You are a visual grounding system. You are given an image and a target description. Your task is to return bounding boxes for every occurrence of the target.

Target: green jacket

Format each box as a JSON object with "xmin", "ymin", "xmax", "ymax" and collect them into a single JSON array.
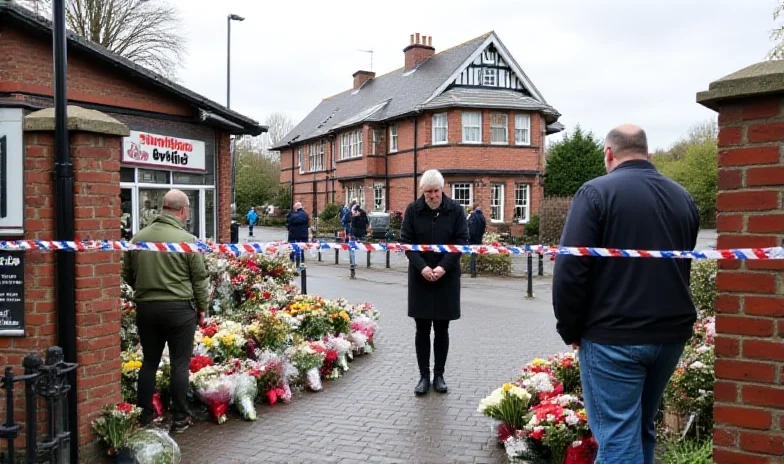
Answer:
[{"xmin": 122, "ymin": 214, "xmax": 210, "ymax": 311}]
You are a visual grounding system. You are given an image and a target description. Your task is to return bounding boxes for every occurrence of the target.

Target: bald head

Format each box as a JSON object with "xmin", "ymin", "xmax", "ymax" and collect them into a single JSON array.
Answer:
[
  {"xmin": 163, "ymin": 189, "xmax": 189, "ymax": 212},
  {"xmin": 605, "ymin": 124, "xmax": 648, "ymax": 158},
  {"xmin": 294, "ymin": 202, "xmax": 303, "ymax": 210}
]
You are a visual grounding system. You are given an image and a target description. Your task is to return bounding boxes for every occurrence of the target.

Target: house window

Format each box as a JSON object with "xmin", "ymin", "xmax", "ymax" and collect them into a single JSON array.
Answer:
[
  {"xmin": 514, "ymin": 184, "xmax": 530, "ymax": 223},
  {"xmin": 308, "ymin": 141, "xmax": 325, "ymax": 172},
  {"xmin": 462, "ymin": 112, "xmax": 481, "ymax": 143},
  {"xmin": 373, "ymin": 183, "xmax": 385, "ymax": 212},
  {"xmin": 297, "ymin": 147, "xmax": 303, "ymax": 173},
  {"xmin": 389, "ymin": 125, "xmax": 398, "ymax": 152},
  {"xmin": 432, "ymin": 113, "xmax": 448, "ymax": 145},
  {"xmin": 490, "ymin": 183, "xmax": 504, "ymax": 222},
  {"xmin": 339, "ymin": 130, "xmax": 363, "ymax": 160},
  {"xmin": 515, "ymin": 114, "xmax": 531, "ymax": 145},
  {"xmin": 371, "ymin": 130, "xmax": 378, "ymax": 155},
  {"xmin": 483, "ymin": 68, "xmax": 497, "ymax": 86},
  {"xmin": 451, "ymin": 183, "xmax": 472, "ymax": 208},
  {"xmin": 490, "ymin": 113, "xmax": 508, "ymax": 144},
  {"xmin": 346, "ymin": 184, "xmax": 366, "ymax": 209}
]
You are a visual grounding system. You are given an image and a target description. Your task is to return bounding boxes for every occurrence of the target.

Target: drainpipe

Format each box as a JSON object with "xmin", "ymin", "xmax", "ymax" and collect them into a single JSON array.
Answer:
[
  {"xmin": 384, "ymin": 135, "xmax": 390, "ymax": 211},
  {"xmin": 412, "ymin": 116, "xmax": 418, "ymax": 201},
  {"xmin": 52, "ymin": 1, "xmax": 78, "ymax": 461},
  {"xmin": 290, "ymin": 144, "xmax": 295, "ymax": 209}
]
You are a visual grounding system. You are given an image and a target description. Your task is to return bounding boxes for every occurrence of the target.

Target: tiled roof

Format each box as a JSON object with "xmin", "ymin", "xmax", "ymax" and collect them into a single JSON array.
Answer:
[
  {"xmin": 0, "ymin": 2, "xmax": 266, "ymax": 136},
  {"xmin": 274, "ymin": 31, "xmax": 562, "ymax": 149}
]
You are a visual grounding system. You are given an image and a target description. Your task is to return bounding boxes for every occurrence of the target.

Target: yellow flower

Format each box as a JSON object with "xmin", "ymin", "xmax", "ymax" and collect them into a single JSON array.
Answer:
[
  {"xmin": 502, "ymin": 383, "xmax": 513, "ymax": 392},
  {"xmin": 339, "ymin": 311, "xmax": 350, "ymax": 322},
  {"xmin": 531, "ymin": 358, "xmax": 548, "ymax": 366},
  {"xmin": 121, "ymin": 360, "xmax": 142, "ymax": 372},
  {"xmin": 202, "ymin": 336, "xmax": 213, "ymax": 347},
  {"xmin": 221, "ymin": 333, "xmax": 235, "ymax": 346}
]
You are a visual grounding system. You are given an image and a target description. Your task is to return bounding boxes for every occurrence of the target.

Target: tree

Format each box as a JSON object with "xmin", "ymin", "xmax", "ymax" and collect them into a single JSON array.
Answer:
[
  {"xmin": 265, "ymin": 112, "xmax": 295, "ymax": 151},
  {"xmin": 16, "ymin": 0, "xmax": 187, "ymax": 79},
  {"xmin": 234, "ymin": 145, "xmax": 280, "ymax": 221},
  {"xmin": 543, "ymin": 125, "xmax": 606, "ymax": 197},
  {"xmin": 769, "ymin": 0, "xmax": 784, "ymax": 60},
  {"xmin": 652, "ymin": 120, "xmax": 718, "ymax": 228}
]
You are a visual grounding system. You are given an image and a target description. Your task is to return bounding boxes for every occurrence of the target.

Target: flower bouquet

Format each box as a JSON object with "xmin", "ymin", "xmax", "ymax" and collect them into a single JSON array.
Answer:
[
  {"xmin": 233, "ymin": 372, "xmax": 259, "ymax": 421},
  {"xmin": 325, "ymin": 335, "xmax": 352, "ymax": 373},
  {"xmin": 286, "ymin": 342, "xmax": 326, "ymax": 391},
  {"xmin": 90, "ymin": 402, "xmax": 142, "ymax": 455},
  {"xmin": 190, "ymin": 365, "xmax": 236, "ymax": 424},
  {"xmin": 477, "ymin": 383, "xmax": 532, "ymax": 441},
  {"xmin": 124, "ymin": 428, "xmax": 182, "ymax": 464},
  {"xmin": 548, "ymin": 352, "xmax": 581, "ymax": 395},
  {"xmin": 194, "ymin": 318, "xmax": 247, "ymax": 362},
  {"xmin": 121, "ymin": 349, "xmax": 143, "ymax": 403},
  {"xmin": 519, "ymin": 395, "xmax": 593, "ymax": 464},
  {"xmin": 244, "ymin": 310, "xmax": 290, "ymax": 352},
  {"xmin": 664, "ymin": 341, "xmax": 715, "ymax": 436}
]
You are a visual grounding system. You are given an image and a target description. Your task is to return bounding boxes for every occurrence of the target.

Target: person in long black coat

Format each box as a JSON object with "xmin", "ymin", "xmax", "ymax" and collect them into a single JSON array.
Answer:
[{"xmin": 400, "ymin": 169, "xmax": 469, "ymax": 395}]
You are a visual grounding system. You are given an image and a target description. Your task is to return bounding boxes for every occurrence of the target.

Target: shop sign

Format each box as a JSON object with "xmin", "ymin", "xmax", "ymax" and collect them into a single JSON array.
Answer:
[{"xmin": 122, "ymin": 130, "xmax": 206, "ymax": 172}]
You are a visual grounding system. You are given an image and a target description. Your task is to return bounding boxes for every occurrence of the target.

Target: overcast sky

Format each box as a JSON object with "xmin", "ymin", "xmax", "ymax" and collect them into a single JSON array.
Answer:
[{"xmin": 174, "ymin": 0, "xmax": 776, "ymax": 151}]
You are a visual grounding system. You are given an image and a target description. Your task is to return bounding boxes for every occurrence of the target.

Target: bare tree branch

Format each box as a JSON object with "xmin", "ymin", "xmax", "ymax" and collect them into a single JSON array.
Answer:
[{"xmin": 14, "ymin": 0, "xmax": 187, "ymax": 80}]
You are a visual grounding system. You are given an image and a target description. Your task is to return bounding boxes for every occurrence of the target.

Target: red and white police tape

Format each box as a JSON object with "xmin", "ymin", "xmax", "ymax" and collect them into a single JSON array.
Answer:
[{"xmin": 0, "ymin": 239, "xmax": 781, "ymax": 260}]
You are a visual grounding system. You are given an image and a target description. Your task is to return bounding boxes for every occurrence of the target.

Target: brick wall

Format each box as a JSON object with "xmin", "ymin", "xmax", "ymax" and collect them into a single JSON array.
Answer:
[
  {"xmin": 0, "ymin": 26, "xmax": 190, "ymax": 116},
  {"xmin": 709, "ymin": 96, "xmax": 784, "ymax": 462},
  {"xmin": 0, "ymin": 128, "xmax": 124, "ymax": 450}
]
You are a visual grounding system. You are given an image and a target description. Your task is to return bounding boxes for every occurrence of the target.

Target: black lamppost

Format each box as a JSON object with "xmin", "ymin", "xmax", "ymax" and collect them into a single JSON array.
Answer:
[
  {"xmin": 52, "ymin": 0, "xmax": 77, "ymax": 462},
  {"xmin": 227, "ymin": 13, "xmax": 244, "ymax": 207}
]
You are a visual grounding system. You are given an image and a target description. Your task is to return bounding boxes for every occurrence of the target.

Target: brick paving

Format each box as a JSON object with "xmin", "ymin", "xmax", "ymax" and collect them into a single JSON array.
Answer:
[{"xmin": 175, "ymin": 227, "xmax": 564, "ymax": 463}]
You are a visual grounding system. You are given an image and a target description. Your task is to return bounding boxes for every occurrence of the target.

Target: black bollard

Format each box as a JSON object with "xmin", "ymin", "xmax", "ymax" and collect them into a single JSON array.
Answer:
[
  {"xmin": 300, "ymin": 265, "xmax": 307, "ymax": 294},
  {"xmin": 386, "ymin": 250, "xmax": 390, "ymax": 269},
  {"xmin": 350, "ymin": 264, "xmax": 356, "ymax": 280},
  {"xmin": 526, "ymin": 253, "xmax": 534, "ymax": 299},
  {"xmin": 538, "ymin": 253, "xmax": 544, "ymax": 276},
  {"xmin": 335, "ymin": 249, "xmax": 339, "ymax": 265},
  {"xmin": 318, "ymin": 249, "xmax": 322, "ymax": 262},
  {"xmin": 366, "ymin": 250, "xmax": 371, "ymax": 268}
]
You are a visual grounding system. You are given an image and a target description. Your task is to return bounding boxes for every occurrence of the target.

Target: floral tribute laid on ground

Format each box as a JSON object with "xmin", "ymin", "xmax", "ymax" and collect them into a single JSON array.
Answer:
[
  {"xmin": 478, "ymin": 260, "xmax": 717, "ymax": 464},
  {"xmin": 94, "ymin": 252, "xmax": 379, "ymax": 458}
]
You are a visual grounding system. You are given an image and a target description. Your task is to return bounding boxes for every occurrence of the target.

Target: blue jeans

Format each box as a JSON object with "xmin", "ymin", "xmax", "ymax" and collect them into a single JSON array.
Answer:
[{"xmin": 578, "ymin": 339, "xmax": 685, "ymax": 464}]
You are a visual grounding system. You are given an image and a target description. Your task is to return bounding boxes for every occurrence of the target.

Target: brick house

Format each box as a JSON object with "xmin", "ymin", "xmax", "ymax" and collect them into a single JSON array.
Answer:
[
  {"xmin": 274, "ymin": 31, "xmax": 563, "ymax": 232},
  {"xmin": 0, "ymin": 2, "xmax": 266, "ymax": 243},
  {"xmin": 0, "ymin": 2, "xmax": 264, "ymax": 451}
]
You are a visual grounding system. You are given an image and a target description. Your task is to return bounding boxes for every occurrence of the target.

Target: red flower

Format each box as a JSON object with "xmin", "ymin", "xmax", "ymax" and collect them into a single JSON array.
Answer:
[
  {"xmin": 262, "ymin": 291, "xmax": 272, "ymax": 300},
  {"xmin": 201, "ymin": 322, "xmax": 218, "ymax": 338},
  {"xmin": 529, "ymin": 428, "xmax": 545, "ymax": 441},
  {"xmin": 564, "ymin": 436, "xmax": 598, "ymax": 464},
  {"xmin": 116, "ymin": 402, "xmax": 135, "ymax": 414},
  {"xmin": 189, "ymin": 355, "xmax": 214, "ymax": 373},
  {"xmin": 151, "ymin": 393, "xmax": 163, "ymax": 418},
  {"xmin": 497, "ymin": 423, "xmax": 515, "ymax": 443},
  {"xmin": 266, "ymin": 389, "xmax": 278, "ymax": 405}
]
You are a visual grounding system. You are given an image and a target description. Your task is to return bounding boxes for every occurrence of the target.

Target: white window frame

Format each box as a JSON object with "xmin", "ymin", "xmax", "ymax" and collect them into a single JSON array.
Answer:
[
  {"xmin": 514, "ymin": 184, "xmax": 530, "ymax": 223},
  {"xmin": 490, "ymin": 183, "xmax": 504, "ymax": 222},
  {"xmin": 345, "ymin": 184, "xmax": 366, "ymax": 209},
  {"xmin": 371, "ymin": 130, "xmax": 377, "ymax": 155},
  {"xmin": 339, "ymin": 130, "xmax": 363, "ymax": 160},
  {"xmin": 515, "ymin": 114, "xmax": 531, "ymax": 146},
  {"xmin": 483, "ymin": 68, "xmax": 497, "ymax": 86},
  {"xmin": 490, "ymin": 113, "xmax": 508, "ymax": 145},
  {"xmin": 461, "ymin": 111, "xmax": 482, "ymax": 144},
  {"xmin": 432, "ymin": 112, "xmax": 448, "ymax": 145},
  {"xmin": 308, "ymin": 141, "xmax": 325, "ymax": 172},
  {"xmin": 389, "ymin": 125, "xmax": 398, "ymax": 152},
  {"xmin": 373, "ymin": 182, "xmax": 385, "ymax": 212},
  {"xmin": 451, "ymin": 183, "xmax": 473, "ymax": 208},
  {"xmin": 297, "ymin": 147, "xmax": 303, "ymax": 173}
]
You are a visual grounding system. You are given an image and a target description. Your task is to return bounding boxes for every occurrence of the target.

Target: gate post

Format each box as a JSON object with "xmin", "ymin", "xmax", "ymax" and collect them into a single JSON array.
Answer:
[{"xmin": 697, "ymin": 62, "xmax": 784, "ymax": 463}]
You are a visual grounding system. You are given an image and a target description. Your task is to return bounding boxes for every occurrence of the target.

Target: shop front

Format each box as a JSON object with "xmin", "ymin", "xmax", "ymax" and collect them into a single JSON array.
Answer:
[{"xmin": 119, "ymin": 130, "xmax": 216, "ymax": 240}]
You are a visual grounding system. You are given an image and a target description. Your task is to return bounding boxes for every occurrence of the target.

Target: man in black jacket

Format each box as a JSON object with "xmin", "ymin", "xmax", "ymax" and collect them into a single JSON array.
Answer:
[
  {"xmin": 467, "ymin": 205, "xmax": 486, "ymax": 277},
  {"xmin": 552, "ymin": 124, "xmax": 699, "ymax": 464}
]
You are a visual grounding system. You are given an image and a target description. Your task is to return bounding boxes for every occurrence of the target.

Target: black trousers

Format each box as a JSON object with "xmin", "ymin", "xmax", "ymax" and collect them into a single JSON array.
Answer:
[
  {"xmin": 136, "ymin": 301, "xmax": 197, "ymax": 422},
  {"xmin": 415, "ymin": 319, "xmax": 450, "ymax": 377}
]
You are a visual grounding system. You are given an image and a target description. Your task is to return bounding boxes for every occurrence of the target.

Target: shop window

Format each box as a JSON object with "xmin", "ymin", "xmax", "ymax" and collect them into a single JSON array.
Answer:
[
  {"xmin": 138, "ymin": 169, "xmax": 170, "ymax": 184},
  {"xmin": 120, "ymin": 167, "xmax": 135, "ymax": 182},
  {"xmin": 173, "ymin": 172, "xmax": 207, "ymax": 185},
  {"xmin": 205, "ymin": 189, "xmax": 216, "ymax": 240}
]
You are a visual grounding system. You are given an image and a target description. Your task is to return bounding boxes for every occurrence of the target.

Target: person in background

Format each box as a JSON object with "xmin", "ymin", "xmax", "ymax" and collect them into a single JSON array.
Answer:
[
  {"xmin": 246, "ymin": 206, "xmax": 258, "ymax": 237},
  {"xmin": 349, "ymin": 204, "xmax": 369, "ymax": 267},
  {"xmin": 466, "ymin": 204, "xmax": 487, "ymax": 277},
  {"xmin": 286, "ymin": 202, "xmax": 310, "ymax": 263},
  {"xmin": 341, "ymin": 200, "xmax": 357, "ymax": 242},
  {"xmin": 552, "ymin": 124, "xmax": 700, "ymax": 463},
  {"xmin": 122, "ymin": 189, "xmax": 209, "ymax": 434},
  {"xmin": 140, "ymin": 200, "xmax": 157, "ymax": 229},
  {"xmin": 400, "ymin": 169, "xmax": 469, "ymax": 396}
]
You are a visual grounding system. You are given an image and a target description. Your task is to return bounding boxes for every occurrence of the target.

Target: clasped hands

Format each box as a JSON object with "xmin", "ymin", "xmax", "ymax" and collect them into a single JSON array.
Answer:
[{"xmin": 421, "ymin": 266, "xmax": 445, "ymax": 282}]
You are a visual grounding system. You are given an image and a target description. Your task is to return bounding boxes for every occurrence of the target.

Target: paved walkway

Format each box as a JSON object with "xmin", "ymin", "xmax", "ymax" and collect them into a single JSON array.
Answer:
[{"xmin": 176, "ymin": 228, "xmax": 564, "ymax": 463}]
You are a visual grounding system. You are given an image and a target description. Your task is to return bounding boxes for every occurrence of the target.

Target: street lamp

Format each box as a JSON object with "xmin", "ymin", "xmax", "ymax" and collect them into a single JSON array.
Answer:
[
  {"xmin": 227, "ymin": 13, "xmax": 244, "ymax": 108},
  {"xmin": 227, "ymin": 13, "xmax": 244, "ymax": 207}
]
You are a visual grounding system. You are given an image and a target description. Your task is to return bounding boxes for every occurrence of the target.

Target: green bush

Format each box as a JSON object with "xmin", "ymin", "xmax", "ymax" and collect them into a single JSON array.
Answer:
[
  {"xmin": 690, "ymin": 260, "xmax": 717, "ymax": 316},
  {"xmin": 319, "ymin": 203, "xmax": 340, "ymax": 221},
  {"xmin": 543, "ymin": 125, "xmax": 606, "ymax": 197},
  {"xmin": 524, "ymin": 213, "xmax": 540, "ymax": 237},
  {"xmin": 460, "ymin": 254, "xmax": 512, "ymax": 276},
  {"xmin": 658, "ymin": 438, "xmax": 712, "ymax": 464}
]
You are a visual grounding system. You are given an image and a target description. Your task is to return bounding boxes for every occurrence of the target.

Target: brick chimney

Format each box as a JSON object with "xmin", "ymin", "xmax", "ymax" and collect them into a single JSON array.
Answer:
[
  {"xmin": 353, "ymin": 70, "xmax": 375, "ymax": 89},
  {"xmin": 404, "ymin": 33, "xmax": 435, "ymax": 71}
]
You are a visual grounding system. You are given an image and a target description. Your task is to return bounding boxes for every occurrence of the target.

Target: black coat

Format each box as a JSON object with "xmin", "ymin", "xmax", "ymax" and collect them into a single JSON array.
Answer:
[
  {"xmin": 350, "ymin": 209, "xmax": 369, "ymax": 238},
  {"xmin": 467, "ymin": 210, "xmax": 487, "ymax": 244},
  {"xmin": 286, "ymin": 209, "xmax": 310, "ymax": 242},
  {"xmin": 400, "ymin": 195, "xmax": 469, "ymax": 321}
]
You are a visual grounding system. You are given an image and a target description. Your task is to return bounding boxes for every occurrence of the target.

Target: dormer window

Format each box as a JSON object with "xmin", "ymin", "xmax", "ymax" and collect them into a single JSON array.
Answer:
[{"xmin": 483, "ymin": 68, "xmax": 497, "ymax": 86}]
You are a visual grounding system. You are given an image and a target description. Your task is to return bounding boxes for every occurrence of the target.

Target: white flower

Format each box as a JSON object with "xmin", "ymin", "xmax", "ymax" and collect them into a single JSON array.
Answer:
[
  {"xmin": 696, "ymin": 345, "xmax": 711, "ymax": 354},
  {"xmin": 522, "ymin": 372, "xmax": 554, "ymax": 393},
  {"xmin": 689, "ymin": 361, "xmax": 706, "ymax": 369},
  {"xmin": 477, "ymin": 387, "xmax": 505, "ymax": 413}
]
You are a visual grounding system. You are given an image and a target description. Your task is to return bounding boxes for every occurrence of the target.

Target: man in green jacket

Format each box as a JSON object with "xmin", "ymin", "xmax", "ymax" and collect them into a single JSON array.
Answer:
[{"xmin": 122, "ymin": 189, "xmax": 209, "ymax": 433}]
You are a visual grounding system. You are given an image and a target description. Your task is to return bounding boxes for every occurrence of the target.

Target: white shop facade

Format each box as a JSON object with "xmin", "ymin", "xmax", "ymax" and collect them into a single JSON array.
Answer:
[{"xmin": 119, "ymin": 129, "xmax": 217, "ymax": 240}]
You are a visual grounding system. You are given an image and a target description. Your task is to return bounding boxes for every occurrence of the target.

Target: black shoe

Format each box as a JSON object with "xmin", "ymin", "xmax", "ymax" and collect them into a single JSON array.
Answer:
[
  {"xmin": 433, "ymin": 375, "xmax": 448, "ymax": 393},
  {"xmin": 414, "ymin": 376, "xmax": 430, "ymax": 396},
  {"xmin": 169, "ymin": 416, "xmax": 193, "ymax": 434},
  {"xmin": 139, "ymin": 410, "xmax": 154, "ymax": 427}
]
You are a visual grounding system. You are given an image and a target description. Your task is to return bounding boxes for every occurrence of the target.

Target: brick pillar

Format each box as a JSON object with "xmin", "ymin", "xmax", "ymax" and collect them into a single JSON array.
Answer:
[
  {"xmin": 698, "ymin": 63, "xmax": 784, "ymax": 463},
  {"xmin": 21, "ymin": 106, "xmax": 130, "ymax": 452},
  {"xmin": 218, "ymin": 132, "xmax": 232, "ymax": 242}
]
